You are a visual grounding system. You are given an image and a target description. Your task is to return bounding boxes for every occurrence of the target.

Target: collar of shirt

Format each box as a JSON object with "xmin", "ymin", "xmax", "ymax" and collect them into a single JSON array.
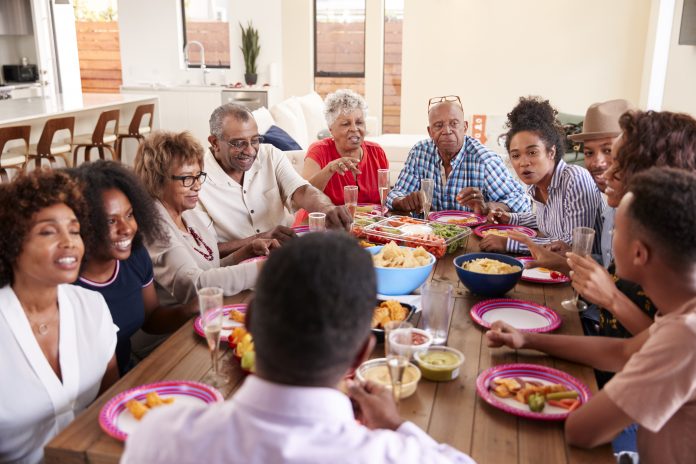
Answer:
[
  {"xmin": 204, "ymin": 149, "xmax": 261, "ymax": 188},
  {"xmin": 233, "ymin": 375, "xmax": 355, "ymax": 424},
  {"xmin": 526, "ymin": 158, "xmax": 568, "ymax": 197}
]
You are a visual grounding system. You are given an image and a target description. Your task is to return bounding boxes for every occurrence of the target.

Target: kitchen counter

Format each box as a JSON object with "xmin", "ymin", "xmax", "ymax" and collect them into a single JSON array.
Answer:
[{"xmin": 0, "ymin": 92, "xmax": 157, "ymax": 125}]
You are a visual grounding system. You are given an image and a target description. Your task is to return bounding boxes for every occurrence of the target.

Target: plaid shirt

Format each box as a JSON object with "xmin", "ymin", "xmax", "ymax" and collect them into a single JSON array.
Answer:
[
  {"xmin": 507, "ymin": 160, "xmax": 604, "ymax": 254},
  {"xmin": 385, "ymin": 136, "xmax": 530, "ymax": 213}
]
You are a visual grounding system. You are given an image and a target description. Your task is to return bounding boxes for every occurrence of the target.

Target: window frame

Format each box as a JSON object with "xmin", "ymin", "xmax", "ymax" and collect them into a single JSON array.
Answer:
[
  {"xmin": 180, "ymin": 0, "xmax": 230, "ymax": 69},
  {"xmin": 313, "ymin": 0, "xmax": 367, "ymax": 78}
]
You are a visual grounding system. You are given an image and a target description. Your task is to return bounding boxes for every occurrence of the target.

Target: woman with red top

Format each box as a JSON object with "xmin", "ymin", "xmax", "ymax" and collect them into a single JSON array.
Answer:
[{"xmin": 302, "ymin": 89, "xmax": 388, "ymax": 205}]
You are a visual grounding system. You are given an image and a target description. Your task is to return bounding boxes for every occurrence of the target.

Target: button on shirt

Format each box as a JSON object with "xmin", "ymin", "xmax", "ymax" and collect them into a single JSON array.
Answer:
[
  {"xmin": 506, "ymin": 160, "xmax": 604, "ymax": 254},
  {"xmin": 122, "ymin": 375, "xmax": 476, "ymax": 464},
  {"xmin": 600, "ymin": 205, "xmax": 615, "ymax": 268},
  {"xmin": 196, "ymin": 145, "xmax": 309, "ymax": 241},
  {"xmin": 385, "ymin": 136, "xmax": 530, "ymax": 213}
]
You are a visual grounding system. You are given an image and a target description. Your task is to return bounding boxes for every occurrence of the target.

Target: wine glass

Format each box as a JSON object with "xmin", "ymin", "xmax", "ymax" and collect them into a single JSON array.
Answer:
[
  {"xmin": 198, "ymin": 287, "xmax": 226, "ymax": 386},
  {"xmin": 308, "ymin": 212, "xmax": 326, "ymax": 232},
  {"xmin": 378, "ymin": 169, "xmax": 390, "ymax": 216},
  {"xmin": 344, "ymin": 185, "xmax": 358, "ymax": 227},
  {"xmin": 561, "ymin": 227, "xmax": 596, "ymax": 312},
  {"xmin": 420, "ymin": 178, "xmax": 434, "ymax": 220},
  {"xmin": 386, "ymin": 326, "xmax": 413, "ymax": 404}
]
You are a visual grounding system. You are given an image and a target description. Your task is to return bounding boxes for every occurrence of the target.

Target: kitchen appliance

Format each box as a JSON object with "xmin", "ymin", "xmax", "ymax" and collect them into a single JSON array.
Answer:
[{"xmin": 3, "ymin": 64, "xmax": 38, "ymax": 83}]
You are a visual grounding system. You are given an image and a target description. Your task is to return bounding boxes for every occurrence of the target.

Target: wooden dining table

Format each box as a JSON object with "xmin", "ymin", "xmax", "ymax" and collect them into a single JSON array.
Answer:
[{"xmin": 45, "ymin": 233, "xmax": 614, "ymax": 464}]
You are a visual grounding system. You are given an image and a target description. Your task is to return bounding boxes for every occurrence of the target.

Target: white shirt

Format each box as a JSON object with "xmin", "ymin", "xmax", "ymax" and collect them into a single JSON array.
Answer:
[
  {"xmin": 147, "ymin": 201, "xmax": 259, "ymax": 306},
  {"xmin": 0, "ymin": 284, "xmax": 117, "ymax": 464},
  {"xmin": 122, "ymin": 375, "xmax": 475, "ymax": 464},
  {"xmin": 196, "ymin": 145, "xmax": 309, "ymax": 242}
]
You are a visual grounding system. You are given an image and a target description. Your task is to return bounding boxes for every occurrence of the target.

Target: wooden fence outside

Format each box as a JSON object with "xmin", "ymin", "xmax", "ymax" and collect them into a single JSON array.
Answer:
[{"xmin": 76, "ymin": 21, "xmax": 122, "ymax": 94}]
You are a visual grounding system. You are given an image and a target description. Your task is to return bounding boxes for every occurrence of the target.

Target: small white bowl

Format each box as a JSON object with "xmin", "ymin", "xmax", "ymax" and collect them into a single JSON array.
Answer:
[{"xmin": 356, "ymin": 358, "xmax": 421, "ymax": 399}]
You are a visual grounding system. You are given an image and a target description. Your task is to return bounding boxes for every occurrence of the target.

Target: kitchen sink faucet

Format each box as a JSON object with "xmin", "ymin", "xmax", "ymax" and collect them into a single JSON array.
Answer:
[{"xmin": 183, "ymin": 40, "xmax": 209, "ymax": 85}]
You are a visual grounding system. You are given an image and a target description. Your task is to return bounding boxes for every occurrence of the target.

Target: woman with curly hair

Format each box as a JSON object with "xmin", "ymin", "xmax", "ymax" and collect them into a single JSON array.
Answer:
[
  {"xmin": 0, "ymin": 170, "xmax": 118, "ymax": 464},
  {"xmin": 71, "ymin": 160, "xmax": 199, "ymax": 375},
  {"xmin": 479, "ymin": 96, "xmax": 603, "ymax": 254}
]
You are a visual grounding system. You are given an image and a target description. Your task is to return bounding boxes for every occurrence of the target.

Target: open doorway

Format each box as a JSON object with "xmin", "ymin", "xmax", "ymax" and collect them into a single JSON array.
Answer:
[{"xmin": 73, "ymin": 0, "xmax": 121, "ymax": 93}]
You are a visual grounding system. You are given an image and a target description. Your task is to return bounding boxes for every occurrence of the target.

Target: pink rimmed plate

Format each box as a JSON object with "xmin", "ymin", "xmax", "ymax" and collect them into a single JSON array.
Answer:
[
  {"xmin": 517, "ymin": 257, "xmax": 571, "ymax": 284},
  {"xmin": 476, "ymin": 363, "xmax": 591, "ymax": 421},
  {"xmin": 470, "ymin": 298, "xmax": 561, "ymax": 332},
  {"xmin": 193, "ymin": 304, "xmax": 247, "ymax": 344},
  {"xmin": 474, "ymin": 224, "xmax": 537, "ymax": 239},
  {"xmin": 293, "ymin": 225, "xmax": 310, "ymax": 236},
  {"xmin": 240, "ymin": 255, "xmax": 268, "ymax": 265},
  {"xmin": 428, "ymin": 210, "xmax": 486, "ymax": 227},
  {"xmin": 357, "ymin": 203, "xmax": 383, "ymax": 215},
  {"xmin": 99, "ymin": 381, "xmax": 223, "ymax": 441}
]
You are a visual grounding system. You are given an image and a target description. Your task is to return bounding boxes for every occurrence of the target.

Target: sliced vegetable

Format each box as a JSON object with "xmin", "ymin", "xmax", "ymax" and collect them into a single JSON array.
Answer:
[
  {"xmin": 527, "ymin": 392, "xmax": 546, "ymax": 412},
  {"xmin": 546, "ymin": 390, "xmax": 579, "ymax": 401},
  {"xmin": 567, "ymin": 399, "xmax": 581, "ymax": 412},
  {"xmin": 547, "ymin": 399, "xmax": 570, "ymax": 409}
]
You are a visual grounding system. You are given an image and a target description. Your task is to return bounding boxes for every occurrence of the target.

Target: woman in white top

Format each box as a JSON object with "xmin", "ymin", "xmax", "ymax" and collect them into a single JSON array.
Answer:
[
  {"xmin": 134, "ymin": 130, "xmax": 278, "ymax": 306},
  {"xmin": 0, "ymin": 170, "xmax": 118, "ymax": 464}
]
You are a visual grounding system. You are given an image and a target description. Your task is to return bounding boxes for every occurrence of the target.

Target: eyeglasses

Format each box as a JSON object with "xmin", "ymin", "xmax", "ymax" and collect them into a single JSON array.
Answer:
[
  {"xmin": 171, "ymin": 171, "xmax": 207, "ymax": 187},
  {"xmin": 221, "ymin": 136, "xmax": 264, "ymax": 151},
  {"xmin": 428, "ymin": 95, "xmax": 463, "ymax": 112}
]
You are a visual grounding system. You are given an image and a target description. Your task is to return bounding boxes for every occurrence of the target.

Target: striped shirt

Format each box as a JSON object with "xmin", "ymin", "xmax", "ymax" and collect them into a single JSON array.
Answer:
[
  {"xmin": 507, "ymin": 160, "xmax": 604, "ymax": 254},
  {"xmin": 385, "ymin": 137, "xmax": 530, "ymax": 213}
]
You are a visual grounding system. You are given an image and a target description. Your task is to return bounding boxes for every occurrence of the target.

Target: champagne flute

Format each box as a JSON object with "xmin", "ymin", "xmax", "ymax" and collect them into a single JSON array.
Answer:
[
  {"xmin": 378, "ymin": 168, "xmax": 390, "ymax": 216},
  {"xmin": 561, "ymin": 227, "xmax": 596, "ymax": 312},
  {"xmin": 421, "ymin": 178, "xmax": 434, "ymax": 220},
  {"xmin": 198, "ymin": 287, "xmax": 226, "ymax": 386},
  {"xmin": 386, "ymin": 326, "xmax": 413, "ymax": 404},
  {"xmin": 344, "ymin": 185, "xmax": 358, "ymax": 228}
]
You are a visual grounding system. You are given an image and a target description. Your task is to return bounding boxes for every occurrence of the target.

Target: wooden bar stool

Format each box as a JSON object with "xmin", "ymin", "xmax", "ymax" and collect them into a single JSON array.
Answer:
[
  {"xmin": 9, "ymin": 116, "xmax": 75, "ymax": 168},
  {"xmin": 72, "ymin": 109, "xmax": 120, "ymax": 165},
  {"xmin": 116, "ymin": 104, "xmax": 154, "ymax": 160},
  {"xmin": 0, "ymin": 125, "xmax": 30, "ymax": 182}
]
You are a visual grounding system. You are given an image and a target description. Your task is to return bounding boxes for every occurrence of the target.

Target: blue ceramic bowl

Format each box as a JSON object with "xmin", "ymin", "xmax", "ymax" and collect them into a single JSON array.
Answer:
[
  {"xmin": 453, "ymin": 252, "xmax": 523, "ymax": 297},
  {"xmin": 367, "ymin": 246, "xmax": 436, "ymax": 295}
]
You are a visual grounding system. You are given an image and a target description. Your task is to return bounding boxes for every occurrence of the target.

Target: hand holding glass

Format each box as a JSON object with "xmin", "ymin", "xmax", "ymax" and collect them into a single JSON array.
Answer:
[
  {"xmin": 561, "ymin": 227, "xmax": 596, "ymax": 312},
  {"xmin": 420, "ymin": 178, "xmax": 434, "ymax": 220},
  {"xmin": 386, "ymin": 326, "xmax": 413, "ymax": 403},
  {"xmin": 378, "ymin": 169, "xmax": 390, "ymax": 215},
  {"xmin": 198, "ymin": 287, "xmax": 224, "ymax": 383}
]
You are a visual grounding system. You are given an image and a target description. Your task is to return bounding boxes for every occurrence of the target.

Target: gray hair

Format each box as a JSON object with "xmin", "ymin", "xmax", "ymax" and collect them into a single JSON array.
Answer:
[
  {"xmin": 209, "ymin": 103, "xmax": 253, "ymax": 138},
  {"xmin": 324, "ymin": 89, "xmax": 368, "ymax": 127}
]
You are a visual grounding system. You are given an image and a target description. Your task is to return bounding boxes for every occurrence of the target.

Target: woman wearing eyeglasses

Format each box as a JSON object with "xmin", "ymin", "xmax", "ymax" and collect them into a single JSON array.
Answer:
[
  {"xmin": 134, "ymin": 131, "xmax": 278, "ymax": 307},
  {"xmin": 302, "ymin": 89, "xmax": 388, "ymax": 205},
  {"xmin": 71, "ymin": 160, "xmax": 203, "ymax": 375}
]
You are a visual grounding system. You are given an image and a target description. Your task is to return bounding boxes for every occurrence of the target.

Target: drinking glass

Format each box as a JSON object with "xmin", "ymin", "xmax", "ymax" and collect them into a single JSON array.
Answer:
[
  {"xmin": 561, "ymin": 227, "xmax": 596, "ymax": 312},
  {"xmin": 198, "ymin": 287, "xmax": 225, "ymax": 385},
  {"xmin": 308, "ymin": 212, "xmax": 326, "ymax": 232},
  {"xmin": 421, "ymin": 281, "xmax": 454, "ymax": 345},
  {"xmin": 386, "ymin": 326, "xmax": 413, "ymax": 404},
  {"xmin": 344, "ymin": 185, "xmax": 358, "ymax": 225},
  {"xmin": 383, "ymin": 320, "xmax": 413, "ymax": 357},
  {"xmin": 378, "ymin": 169, "xmax": 390, "ymax": 215},
  {"xmin": 420, "ymin": 178, "xmax": 434, "ymax": 220}
]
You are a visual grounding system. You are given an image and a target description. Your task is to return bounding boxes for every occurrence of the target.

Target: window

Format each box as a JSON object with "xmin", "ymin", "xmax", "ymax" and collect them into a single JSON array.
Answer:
[
  {"xmin": 181, "ymin": 0, "xmax": 230, "ymax": 68},
  {"xmin": 314, "ymin": 0, "xmax": 366, "ymax": 77}
]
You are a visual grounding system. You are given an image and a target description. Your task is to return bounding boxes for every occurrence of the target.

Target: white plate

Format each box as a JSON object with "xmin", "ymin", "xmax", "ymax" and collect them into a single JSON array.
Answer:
[{"xmin": 480, "ymin": 307, "xmax": 550, "ymax": 330}]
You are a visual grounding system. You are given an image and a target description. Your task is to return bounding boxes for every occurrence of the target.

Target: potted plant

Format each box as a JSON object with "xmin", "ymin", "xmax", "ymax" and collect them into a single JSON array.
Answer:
[{"xmin": 240, "ymin": 21, "xmax": 260, "ymax": 86}]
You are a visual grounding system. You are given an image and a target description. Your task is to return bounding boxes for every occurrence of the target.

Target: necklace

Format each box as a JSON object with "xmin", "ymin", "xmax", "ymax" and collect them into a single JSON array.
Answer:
[
  {"xmin": 188, "ymin": 227, "xmax": 214, "ymax": 261},
  {"xmin": 26, "ymin": 308, "xmax": 59, "ymax": 336}
]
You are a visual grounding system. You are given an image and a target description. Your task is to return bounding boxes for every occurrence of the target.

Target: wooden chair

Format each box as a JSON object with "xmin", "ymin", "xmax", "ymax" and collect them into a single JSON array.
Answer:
[
  {"xmin": 9, "ymin": 117, "xmax": 75, "ymax": 168},
  {"xmin": 0, "ymin": 125, "xmax": 30, "ymax": 182},
  {"xmin": 116, "ymin": 104, "xmax": 154, "ymax": 160},
  {"xmin": 72, "ymin": 109, "xmax": 120, "ymax": 165}
]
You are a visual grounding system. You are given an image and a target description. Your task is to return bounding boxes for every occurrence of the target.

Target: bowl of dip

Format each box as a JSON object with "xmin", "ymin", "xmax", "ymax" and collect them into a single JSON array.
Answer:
[
  {"xmin": 356, "ymin": 358, "xmax": 421, "ymax": 399},
  {"xmin": 414, "ymin": 346, "xmax": 465, "ymax": 382},
  {"xmin": 388, "ymin": 328, "xmax": 433, "ymax": 354}
]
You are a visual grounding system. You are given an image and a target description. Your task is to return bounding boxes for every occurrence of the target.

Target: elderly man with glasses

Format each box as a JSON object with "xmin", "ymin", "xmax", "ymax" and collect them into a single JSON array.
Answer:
[
  {"xmin": 196, "ymin": 103, "xmax": 352, "ymax": 257},
  {"xmin": 387, "ymin": 96, "xmax": 530, "ymax": 215}
]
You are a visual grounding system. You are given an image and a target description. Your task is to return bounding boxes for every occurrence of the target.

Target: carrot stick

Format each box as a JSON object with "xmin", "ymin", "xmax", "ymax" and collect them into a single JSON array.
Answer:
[
  {"xmin": 548, "ymin": 399, "xmax": 571, "ymax": 409},
  {"xmin": 560, "ymin": 399, "xmax": 576, "ymax": 407},
  {"xmin": 567, "ymin": 400, "xmax": 581, "ymax": 412}
]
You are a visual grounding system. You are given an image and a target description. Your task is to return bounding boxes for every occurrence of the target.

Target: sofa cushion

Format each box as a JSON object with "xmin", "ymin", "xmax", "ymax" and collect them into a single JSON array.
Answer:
[
  {"xmin": 297, "ymin": 91, "xmax": 328, "ymax": 143},
  {"xmin": 262, "ymin": 125, "xmax": 302, "ymax": 151},
  {"xmin": 270, "ymin": 97, "xmax": 309, "ymax": 149},
  {"xmin": 252, "ymin": 107, "xmax": 275, "ymax": 135}
]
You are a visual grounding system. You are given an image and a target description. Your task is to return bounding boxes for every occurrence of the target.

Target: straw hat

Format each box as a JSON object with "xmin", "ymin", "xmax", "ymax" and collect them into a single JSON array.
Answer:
[{"xmin": 568, "ymin": 99, "xmax": 634, "ymax": 142}]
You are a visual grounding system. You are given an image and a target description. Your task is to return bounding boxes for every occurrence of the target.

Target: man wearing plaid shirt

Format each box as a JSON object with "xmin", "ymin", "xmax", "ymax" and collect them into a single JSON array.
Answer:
[{"xmin": 386, "ymin": 97, "xmax": 530, "ymax": 214}]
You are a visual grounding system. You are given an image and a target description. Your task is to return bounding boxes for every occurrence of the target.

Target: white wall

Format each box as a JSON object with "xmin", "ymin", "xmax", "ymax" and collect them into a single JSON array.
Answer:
[
  {"xmin": 662, "ymin": 0, "xmax": 696, "ymax": 116},
  {"xmin": 281, "ymin": 0, "xmax": 314, "ymax": 98},
  {"xmin": 118, "ymin": 0, "xmax": 283, "ymax": 89},
  {"xmin": 400, "ymin": 0, "xmax": 652, "ymax": 133}
]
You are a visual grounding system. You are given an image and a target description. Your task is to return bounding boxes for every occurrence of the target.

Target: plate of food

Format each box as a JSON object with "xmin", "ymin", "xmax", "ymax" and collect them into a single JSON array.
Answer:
[
  {"xmin": 517, "ymin": 257, "xmax": 571, "ymax": 284},
  {"xmin": 293, "ymin": 225, "xmax": 309, "ymax": 236},
  {"xmin": 428, "ymin": 210, "xmax": 487, "ymax": 227},
  {"xmin": 99, "ymin": 381, "xmax": 224, "ymax": 441},
  {"xmin": 469, "ymin": 298, "xmax": 561, "ymax": 332},
  {"xmin": 357, "ymin": 203, "xmax": 383, "ymax": 215},
  {"xmin": 476, "ymin": 363, "xmax": 591, "ymax": 420},
  {"xmin": 370, "ymin": 299, "xmax": 416, "ymax": 342},
  {"xmin": 193, "ymin": 304, "xmax": 247, "ymax": 344},
  {"xmin": 473, "ymin": 224, "xmax": 537, "ymax": 239}
]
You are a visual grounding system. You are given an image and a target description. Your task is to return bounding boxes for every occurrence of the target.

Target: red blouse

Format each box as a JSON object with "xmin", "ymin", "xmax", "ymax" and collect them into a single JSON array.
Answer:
[{"xmin": 305, "ymin": 138, "xmax": 389, "ymax": 205}]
